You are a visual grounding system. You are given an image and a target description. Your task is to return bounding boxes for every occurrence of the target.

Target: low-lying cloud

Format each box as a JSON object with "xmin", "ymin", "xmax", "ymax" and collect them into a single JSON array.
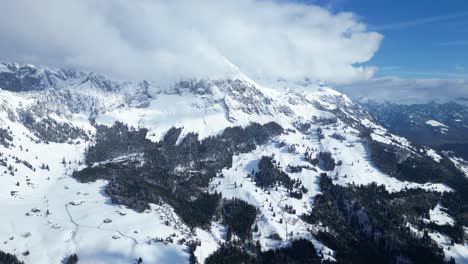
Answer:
[
  {"xmin": 0, "ymin": 0, "xmax": 382, "ymax": 83},
  {"xmin": 339, "ymin": 77, "xmax": 468, "ymax": 104}
]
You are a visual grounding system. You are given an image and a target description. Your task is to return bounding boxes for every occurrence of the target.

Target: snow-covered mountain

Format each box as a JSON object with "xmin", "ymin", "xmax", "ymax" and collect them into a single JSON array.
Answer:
[{"xmin": 0, "ymin": 63, "xmax": 467, "ymax": 264}]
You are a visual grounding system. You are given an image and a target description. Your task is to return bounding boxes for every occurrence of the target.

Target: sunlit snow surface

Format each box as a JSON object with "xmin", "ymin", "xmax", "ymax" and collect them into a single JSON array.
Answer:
[
  {"xmin": 0, "ymin": 75, "xmax": 466, "ymax": 263},
  {"xmin": 0, "ymin": 112, "xmax": 190, "ymax": 263},
  {"xmin": 426, "ymin": 119, "xmax": 448, "ymax": 128}
]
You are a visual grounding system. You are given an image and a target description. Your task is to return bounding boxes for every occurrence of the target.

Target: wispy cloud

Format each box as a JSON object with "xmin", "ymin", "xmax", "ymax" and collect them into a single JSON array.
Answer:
[
  {"xmin": 339, "ymin": 77, "xmax": 468, "ymax": 104},
  {"xmin": 310, "ymin": 0, "xmax": 346, "ymax": 11},
  {"xmin": 438, "ymin": 40, "xmax": 468, "ymax": 46},
  {"xmin": 402, "ymin": 71, "xmax": 468, "ymax": 79},
  {"xmin": 371, "ymin": 11, "xmax": 468, "ymax": 31},
  {"xmin": 455, "ymin": 64, "xmax": 465, "ymax": 72},
  {"xmin": 377, "ymin": 67, "xmax": 468, "ymax": 79}
]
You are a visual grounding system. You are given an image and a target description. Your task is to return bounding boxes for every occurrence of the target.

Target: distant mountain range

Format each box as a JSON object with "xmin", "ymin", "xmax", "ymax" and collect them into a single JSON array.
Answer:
[{"xmin": 360, "ymin": 101, "xmax": 468, "ymax": 160}]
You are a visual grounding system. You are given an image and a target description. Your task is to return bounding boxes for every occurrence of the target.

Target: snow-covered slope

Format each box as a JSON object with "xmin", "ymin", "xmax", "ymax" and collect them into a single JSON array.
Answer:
[{"xmin": 0, "ymin": 63, "xmax": 467, "ymax": 263}]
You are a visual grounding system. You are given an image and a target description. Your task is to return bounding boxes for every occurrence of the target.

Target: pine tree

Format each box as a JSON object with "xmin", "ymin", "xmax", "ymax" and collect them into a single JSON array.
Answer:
[
  {"xmin": 255, "ymin": 240, "xmax": 261, "ymax": 252},
  {"xmin": 66, "ymin": 254, "xmax": 78, "ymax": 264},
  {"xmin": 226, "ymin": 228, "xmax": 232, "ymax": 241}
]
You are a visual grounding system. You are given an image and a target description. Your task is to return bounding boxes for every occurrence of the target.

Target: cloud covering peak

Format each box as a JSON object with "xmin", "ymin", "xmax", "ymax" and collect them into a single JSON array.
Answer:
[{"xmin": 0, "ymin": 0, "xmax": 382, "ymax": 83}]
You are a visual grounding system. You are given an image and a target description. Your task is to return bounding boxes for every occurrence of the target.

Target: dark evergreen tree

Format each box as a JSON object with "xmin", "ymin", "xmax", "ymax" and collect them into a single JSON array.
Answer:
[
  {"xmin": 65, "ymin": 254, "xmax": 78, "ymax": 264},
  {"xmin": 0, "ymin": 250, "xmax": 24, "ymax": 264}
]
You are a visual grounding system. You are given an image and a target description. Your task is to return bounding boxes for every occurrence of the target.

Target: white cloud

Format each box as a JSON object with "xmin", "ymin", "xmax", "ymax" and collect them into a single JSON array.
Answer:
[
  {"xmin": 0, "ymin": 0, "xmax": 382, "ymax": 83},
  {"xmin": 338, "ymin": 77, "xmax": 468, "ymax": 104}
]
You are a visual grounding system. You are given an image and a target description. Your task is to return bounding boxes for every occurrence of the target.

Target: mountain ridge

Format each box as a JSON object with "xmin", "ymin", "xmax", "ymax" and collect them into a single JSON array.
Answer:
[{"xmin": 0, "ymin": 63, "xmax": 467, "ymax": 263}]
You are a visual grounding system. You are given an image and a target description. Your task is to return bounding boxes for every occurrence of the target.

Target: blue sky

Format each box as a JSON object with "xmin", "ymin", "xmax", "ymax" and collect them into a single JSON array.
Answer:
[{"xmin": 309, "ymin": 0, "xmax": 468, "ymax": 79}]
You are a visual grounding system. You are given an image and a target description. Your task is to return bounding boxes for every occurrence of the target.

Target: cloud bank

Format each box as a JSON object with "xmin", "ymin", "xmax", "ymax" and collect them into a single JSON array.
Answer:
[
  {"xmin": 0, "ymin": 0, "xmax": 382, "ymax": 83},
  {"xmin": 339, "ymin": 77, "xmax": 468, "ymax": 104}
]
